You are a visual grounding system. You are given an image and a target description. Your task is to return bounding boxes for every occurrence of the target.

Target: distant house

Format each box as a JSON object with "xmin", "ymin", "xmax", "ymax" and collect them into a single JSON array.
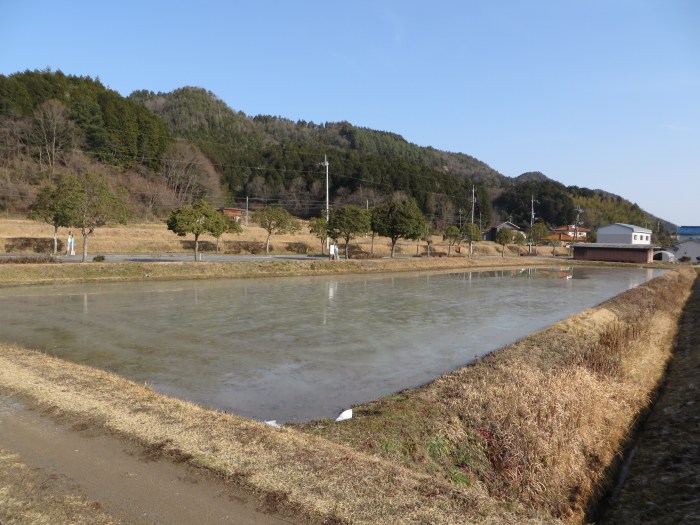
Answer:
[
  {"xmin": 218, "ymin": 207, "xmax": 244, "ymax": 222},
  {"xmin": 551, "ymin": 225, "xmax": 589, "ymax": 240},
  {"xmin": 573, "ymin": 223, "xmax": 654, "ymax": 263},
  {"xmin": 666, "ymin": 239, "xmax": 700, "ymax": 263},
  {"xmin": 597, "ymin": 223, "xmax": 652, "ymax": 245},
  {"xmin": 482, "ymin": 221, "xmax": 522, "ymax": 241},
  {"xmin": 543, "ymin": 232, "xmax": 574, "ymax": 244},
  {"xmin": 676, "ymin": 226, "xmax": 700, "ymax": 242}
]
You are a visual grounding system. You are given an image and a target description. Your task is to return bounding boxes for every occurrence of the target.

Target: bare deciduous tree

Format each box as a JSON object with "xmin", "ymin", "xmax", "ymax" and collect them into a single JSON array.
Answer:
[
  {"xmin": 31, "ymin": 99, "xmax": 76, "ymax": 173},
  {"xmin": 161, "ymin": 141, "xmax": 220, "ymax": 205}
]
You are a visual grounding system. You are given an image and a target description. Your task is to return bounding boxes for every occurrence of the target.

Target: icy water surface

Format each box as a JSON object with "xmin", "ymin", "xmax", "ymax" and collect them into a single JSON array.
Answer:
[{"xmin": 0, "ymin": 266, "xmax": 663, "ymax": 422}]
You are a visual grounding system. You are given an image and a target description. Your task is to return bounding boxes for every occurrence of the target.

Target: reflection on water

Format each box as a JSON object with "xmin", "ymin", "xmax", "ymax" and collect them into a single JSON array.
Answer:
[{"xmin": 0, "ymin": 266, "xmax": 662, "ymax": 422}]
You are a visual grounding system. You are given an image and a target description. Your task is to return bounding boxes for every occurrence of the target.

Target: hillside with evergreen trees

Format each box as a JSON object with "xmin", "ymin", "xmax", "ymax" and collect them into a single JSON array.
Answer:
[{"xmin": 0, "ymin": 70, "xmax": 675, "ymax": 238}]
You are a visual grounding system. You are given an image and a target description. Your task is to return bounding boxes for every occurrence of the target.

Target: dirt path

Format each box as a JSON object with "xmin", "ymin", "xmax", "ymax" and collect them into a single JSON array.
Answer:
[
  {"xmin": 602, "ymin": 273, "xmax": 700, "ymax": 524},
  {"xmin": 0, "ymin": 397, "xmax": 293, "ymax": 525}
]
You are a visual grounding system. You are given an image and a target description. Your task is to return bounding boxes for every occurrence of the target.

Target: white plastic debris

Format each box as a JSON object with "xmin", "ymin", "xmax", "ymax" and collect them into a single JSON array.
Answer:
[
  {"xmin": 264, "ymin": 420, "xmax": 281, "ymax": 428},
  {"xmin": 335, "ymin": 408, "xmax": 353, "ymax": 422}
]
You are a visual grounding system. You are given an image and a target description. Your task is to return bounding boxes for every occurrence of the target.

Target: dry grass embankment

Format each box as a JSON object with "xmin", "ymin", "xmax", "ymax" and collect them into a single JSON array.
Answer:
[
  {"xmin": 300, "ymin": 268, "xmax": 697, "ymax": 523},
  {"xmin": 0, "ymin": 256, "xmax": 561, "ymax": 287},
  {"xmin": 603, "ymin": 268, "xmax": 700, "ymax": 524}
]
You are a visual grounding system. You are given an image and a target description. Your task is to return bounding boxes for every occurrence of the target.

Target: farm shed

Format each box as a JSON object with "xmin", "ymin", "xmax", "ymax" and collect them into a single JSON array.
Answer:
[{"xmin": 573, "ymin": 243, "xmax": 653, "ymax": 263}]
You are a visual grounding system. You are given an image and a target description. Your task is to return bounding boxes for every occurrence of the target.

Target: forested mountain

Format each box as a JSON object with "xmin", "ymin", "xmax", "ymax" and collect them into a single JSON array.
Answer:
[
  {"xmin": 130, "ymin": 86, "xmax": 497, "ymax": 225},
  {"xmin": 0, "ymin": 70, "xmax": 675, "ymax": 237},
  {"xmin": 0, "ymin": 70, "xmax": 168, "ymax": 170}
]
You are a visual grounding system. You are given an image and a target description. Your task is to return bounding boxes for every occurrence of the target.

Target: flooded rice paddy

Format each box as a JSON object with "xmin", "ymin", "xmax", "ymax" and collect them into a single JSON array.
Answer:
[{"xmin": 0, "ymin": 266, "xmax": 663, "ymax": 422}]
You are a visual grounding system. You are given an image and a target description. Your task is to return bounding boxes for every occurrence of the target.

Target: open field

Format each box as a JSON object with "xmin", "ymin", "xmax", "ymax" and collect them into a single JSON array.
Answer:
[
  {"xmin": 0, "ymin": 217, "xmax": 570, "ymax": 258},
  {"xmin": 0, "ymin": 262, "xmax": 695, "ymax": 524}
]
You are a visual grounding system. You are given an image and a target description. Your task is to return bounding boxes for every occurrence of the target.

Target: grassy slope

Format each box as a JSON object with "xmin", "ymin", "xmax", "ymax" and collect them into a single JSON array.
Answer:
[{"xmin": 603, "ymin": 270, "xmax": 700, "ymax": 524}]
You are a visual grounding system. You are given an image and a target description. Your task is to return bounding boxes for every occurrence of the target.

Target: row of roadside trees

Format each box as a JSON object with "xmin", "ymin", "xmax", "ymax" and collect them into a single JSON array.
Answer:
[
  {"xmin": 29, "ymin": 179, "xmax": 546, "ymax": 261},
  {"xmin": 308, "ymin": 200, "xmax": 485, "ymax": 259},
  {"xmin": 166, "ymin": 200, "xmax": 553, "ymax": 260},
  {"xmin": 167, "ymin": 200, "xmax": 429, "ymax": 261}
]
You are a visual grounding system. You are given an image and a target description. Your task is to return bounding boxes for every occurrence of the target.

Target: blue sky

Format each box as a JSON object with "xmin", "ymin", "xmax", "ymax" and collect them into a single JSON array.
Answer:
[{"xmin": 2, "ymin": 1, "xmax": 698, "ymax": 226}]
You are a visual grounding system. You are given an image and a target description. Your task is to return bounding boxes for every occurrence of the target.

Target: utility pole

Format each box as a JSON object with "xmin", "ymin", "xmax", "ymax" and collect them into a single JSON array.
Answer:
[
  {"xmin": 321, "ymin": 155, "xmax": 330, "ymax": 251},
  {"xmin": 458, "ymin": 209, "xmax": 463, "ymax": 229},
  {"xmin": 470, "ymin": 185, "xmax": 475, "ymax": 225},
  {"xmin": 572, "ymin": 207, "xmax": 583, "ymax": 256},
  {"xmin": 322, "ymin": 154, "xmax": 329, "ymax": 223},
  {"xmin": 529, "ymin": 195, "xmax": 535, "ymax": 254},
  {"xmin": 245, "ymin": 196, "xmax": 249, "ymax": 226}
]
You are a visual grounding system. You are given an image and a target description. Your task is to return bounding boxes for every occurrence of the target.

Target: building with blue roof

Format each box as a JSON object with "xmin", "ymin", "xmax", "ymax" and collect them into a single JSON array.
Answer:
[{"xmin": 677, "ymin": 226, "xmax": 700, "ymax": 241}]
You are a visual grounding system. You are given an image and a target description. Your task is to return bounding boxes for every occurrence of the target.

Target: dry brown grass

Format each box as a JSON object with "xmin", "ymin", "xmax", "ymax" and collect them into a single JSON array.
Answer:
[
  {"xmin": 603, "ymin": 269, "xmax": 700, "ymax": 524},
  {"xmin": 0, "ymin": 254, "xmax": 564, "ymax": 288},
  {"xmin": 301, "ymin": 268, "xmax": 697, "ymax": 523},
  {"xmin": 1, "ymin": 218, "xmax": 570, "ymax": 258}
]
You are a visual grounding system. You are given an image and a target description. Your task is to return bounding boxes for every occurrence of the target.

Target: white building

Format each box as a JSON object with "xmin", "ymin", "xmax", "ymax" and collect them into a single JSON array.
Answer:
[
  {"xmin": 666, "ymin": 239, "xmax": 700, "ymax": 263},
  {"xmin": 676, "ymin": 226, "xmax": 700, "ymax": 242},
  {"xmin": 597, "ymin": 223, "xmax": 652, "ymax": 245}
]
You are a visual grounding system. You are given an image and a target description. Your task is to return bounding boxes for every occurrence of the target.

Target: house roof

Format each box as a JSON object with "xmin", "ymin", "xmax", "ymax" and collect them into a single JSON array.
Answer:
[
  {"xmin": 599, "ymin": 223, "xmax": 652, "ymax": 234},
  {"xmin": 544, "ymin": 233, "xmax": 574, "ymax": 242},
  {"xmin": 678, "ymin": 226, "xmax": 700, "ymax": 235},
  {"xmin": 552, "ymin": 225, "xmax": 589, "ymax": 233},
  {"xmin": 494, "ymin": 221, "xmax": 521, "ymax": 231}
]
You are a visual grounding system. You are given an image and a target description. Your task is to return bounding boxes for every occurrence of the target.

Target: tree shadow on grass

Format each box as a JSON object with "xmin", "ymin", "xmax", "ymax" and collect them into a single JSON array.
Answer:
[
  {"xmin": 181, "ymin": 240, "xmax": 216, "ymax": 252},
  {"xmin": 5, "ymin": 237, "xmax": 61, "ymax": 254}
]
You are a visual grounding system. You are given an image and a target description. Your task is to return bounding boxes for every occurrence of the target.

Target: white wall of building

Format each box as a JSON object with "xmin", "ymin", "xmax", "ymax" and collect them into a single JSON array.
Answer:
[
  {"xmin": 668, "ymin": 240, "xmax": 700, "ymax": 263},
  {"xmin": 597, "ymin": 223, "xmax": 652, "ymax": 245}
]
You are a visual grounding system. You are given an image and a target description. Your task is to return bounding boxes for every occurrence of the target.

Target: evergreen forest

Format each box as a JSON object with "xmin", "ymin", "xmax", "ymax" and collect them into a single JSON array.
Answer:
[{"xmin": 0, "ymin": 70, "xmax": 675, "ymax": 238}]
